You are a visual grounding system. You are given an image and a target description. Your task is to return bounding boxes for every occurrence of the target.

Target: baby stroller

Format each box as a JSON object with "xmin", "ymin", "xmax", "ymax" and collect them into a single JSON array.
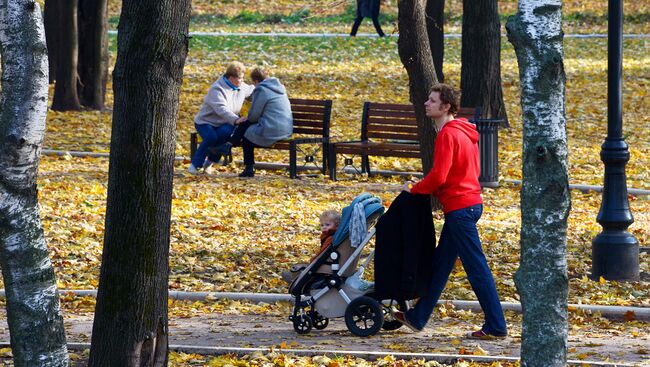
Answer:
[{"xmin": 288, "ymin": 193, "xmax": 407, "ymax": 337}]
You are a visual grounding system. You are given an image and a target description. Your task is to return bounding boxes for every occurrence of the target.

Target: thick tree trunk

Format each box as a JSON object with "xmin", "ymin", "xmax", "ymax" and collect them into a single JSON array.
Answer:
[
  {"xmin": 78, "ymin": 0, "xmax": 109, "ymax": 110},
  {"xmin": 87, "ymin": 0, "xmax": 191, "ymax": 366},
  {"xmin": 43, "ymin": 0, "xmax": 59, "ymax": 84},
  {"xmin": 397, "ymin": 0, "xmax": 439, "ymax": 174},
  {"xmin": 506, "ymin": 1, "xmax": 570, "ymax": 366},
  {"xmin": 51, "ymin": 0, "xmax": 82, "ymax": 111},
  {"xmin": 460, "ymin": 0, "xmax": 509, "ymax": 126},
  {"xmin": 425, "ymin": 0, "xmax": 445, "ymax": 82},
  {"xmin": 0, "ymin": 1, "xmax": 69, "ymax": 366}
]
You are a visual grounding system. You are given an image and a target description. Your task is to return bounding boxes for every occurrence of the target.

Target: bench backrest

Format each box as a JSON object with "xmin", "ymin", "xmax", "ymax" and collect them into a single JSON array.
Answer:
[
  {"xmin": 361, "ymin": 102, "xmax": 480, "ymax": 142},
  {"xmin": 290, "ymin": 98, "xmax": 332, "ymax": 138}
]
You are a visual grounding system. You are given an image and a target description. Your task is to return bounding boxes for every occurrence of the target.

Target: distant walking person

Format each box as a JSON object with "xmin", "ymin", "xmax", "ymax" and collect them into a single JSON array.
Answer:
[
  {"xmin": 394, "ymin": 84, "xmax": 508, "ymax": 339},
  {"xmin": 350, "ymin": 0, "xmax": 385, "ymax": 37}
]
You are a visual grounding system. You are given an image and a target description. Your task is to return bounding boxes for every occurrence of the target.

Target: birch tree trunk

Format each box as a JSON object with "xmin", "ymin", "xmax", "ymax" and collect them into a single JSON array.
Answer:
[
  {"xmin": 397, "ymin": 0, "xmax": 439, "ymax": 174},
  {"xmin": 0, "ymin": 1, "xmax": 69, "ymax": 366},
  {"xmin": 88, "ymin": 0, "xmax": 191, "ymax": 365},
  {"xmin": 506, "ymin": 1, "xmax": 570, "ymax": 366}
]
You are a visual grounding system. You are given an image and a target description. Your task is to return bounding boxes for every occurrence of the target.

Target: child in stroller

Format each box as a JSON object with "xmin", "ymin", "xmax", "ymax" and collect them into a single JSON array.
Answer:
[
  {"xmin": 281, "ymin": 210, "xmax": 341, "ymax": 283},
  {"xmin": 288, "ymin": 193, "xmax": 407, "ymax": 337}
]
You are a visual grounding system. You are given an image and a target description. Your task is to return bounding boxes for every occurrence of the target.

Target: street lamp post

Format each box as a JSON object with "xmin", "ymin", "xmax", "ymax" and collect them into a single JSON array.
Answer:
[{"xmin": 591, "ymin": 0, "xmax": 639, "ymax": 281}]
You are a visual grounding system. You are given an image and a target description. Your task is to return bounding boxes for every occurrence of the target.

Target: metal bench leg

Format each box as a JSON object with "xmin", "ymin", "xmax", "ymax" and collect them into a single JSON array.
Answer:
[
  {"xmin": 289, "ymin": 141, "xmax": 298, "ymax": 179},
  {"xmin": 321, "ymin": 141, "xmax": 328, "ymax": 175},
  {"xmin": 329, "ymin": 146, "xmax": 337, "ymax": 181},
  {"xmin": 190, "ymin": 132, "xmax": 198, "ymax": 158},
  {"xmin": 362, "ymin": 153, "xmax": 371, "ymax": 176}
]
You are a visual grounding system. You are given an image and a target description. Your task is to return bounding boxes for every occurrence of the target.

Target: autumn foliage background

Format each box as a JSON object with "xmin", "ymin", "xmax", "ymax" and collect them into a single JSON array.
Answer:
[{"xmin": 9, "ymin": 0, "xmax": 650, "ymax": 322}]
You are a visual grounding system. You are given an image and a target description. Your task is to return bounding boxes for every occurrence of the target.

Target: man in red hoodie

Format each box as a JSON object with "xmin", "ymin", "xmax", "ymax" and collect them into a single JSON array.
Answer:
[{"xmin": 394, "ymin": 84, "xmax": 507, "ymax": 339}]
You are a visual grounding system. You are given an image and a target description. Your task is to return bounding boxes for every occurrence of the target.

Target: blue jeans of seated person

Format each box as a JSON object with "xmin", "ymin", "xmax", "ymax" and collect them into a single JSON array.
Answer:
[
  {"xmin": 191, "ymin": 123, "xmax": 235, "ymax": 168},
  {"xmin": 405, "ymin": 204, "xmax": 507, "ymax": 335}
]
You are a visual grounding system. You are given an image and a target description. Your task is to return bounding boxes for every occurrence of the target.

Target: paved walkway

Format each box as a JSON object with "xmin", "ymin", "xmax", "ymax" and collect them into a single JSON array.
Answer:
[{"xmin": 0, "ymin": 309, "xmax": 647, "ymax": 365}]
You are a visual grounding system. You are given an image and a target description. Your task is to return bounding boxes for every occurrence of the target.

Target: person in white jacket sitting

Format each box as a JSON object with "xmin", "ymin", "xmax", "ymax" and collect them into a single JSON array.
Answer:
[{"xmin": 188, "ymin": 61, "xmax": 255, "ymax": 174}]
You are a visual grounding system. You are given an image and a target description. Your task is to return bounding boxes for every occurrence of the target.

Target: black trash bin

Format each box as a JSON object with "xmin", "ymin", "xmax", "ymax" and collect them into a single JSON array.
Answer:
[{"xmin": 473, "ymin": 118, "xmax": 501, "ymax": 188}]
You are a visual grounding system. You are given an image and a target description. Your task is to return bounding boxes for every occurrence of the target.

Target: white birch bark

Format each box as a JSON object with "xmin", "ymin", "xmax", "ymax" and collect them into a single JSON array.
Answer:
[
  {"xmin": 506, "ymin": 1, "xmax": 570, "ymax": 366},
  {"xmin": 0, "ymin": 1, "xmax": 69, "ymax": 366}
]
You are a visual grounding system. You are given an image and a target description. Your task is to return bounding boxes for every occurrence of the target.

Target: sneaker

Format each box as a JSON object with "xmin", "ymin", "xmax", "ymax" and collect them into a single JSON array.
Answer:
[
  {"xmin": 391, "ymin": 310, "xmax": 422, "ymax": 332},
  {"xmin": 238, "ymin": 165, "xmax": 255, "ymax": 177},
  {"xmin": 187, "ymin": 163, "xmax": 200, "ymax": 175},
  {"xmin": 467, "ymin": 329, "xmax": 507, "ymax": 340},
  {"xmin": 203, "ymin": 160, "xmax": 215, "ymax": 175}
]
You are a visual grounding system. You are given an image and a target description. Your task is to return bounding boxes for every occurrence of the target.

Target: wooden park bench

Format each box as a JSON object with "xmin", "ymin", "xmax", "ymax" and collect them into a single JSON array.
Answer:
[
  {"xmin": 190, "ymin": 98, "xmax": 332, "ymax": 179},
  {"xmin": 328, "ymin": 102, "xmax": 481, "ymax": 181}
]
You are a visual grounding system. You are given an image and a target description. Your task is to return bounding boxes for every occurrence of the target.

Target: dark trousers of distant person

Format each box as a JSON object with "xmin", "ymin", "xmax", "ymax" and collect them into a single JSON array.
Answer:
[{"xmin": 350, "ymin": 15, "xmax": 385, "ymax": 37}]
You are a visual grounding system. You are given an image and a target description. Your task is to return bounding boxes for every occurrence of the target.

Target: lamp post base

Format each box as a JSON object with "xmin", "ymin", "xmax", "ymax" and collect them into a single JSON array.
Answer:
[{"xmin": 592, "ymin": 231, "xmax": 639, "ymax": 281}]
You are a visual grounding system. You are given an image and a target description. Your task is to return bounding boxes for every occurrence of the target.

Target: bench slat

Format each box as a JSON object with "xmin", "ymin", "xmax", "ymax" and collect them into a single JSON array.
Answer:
[
  {"xmin": 367, "ymin": 125, "xmax": 418, "ymax": 134},
  {"xmin": 367, "ymin": 103, "xmax": 415, "ymax": 112},
  {"xmin": 366, "ymin": 117, "xmax": 418, "ymax": 126},
  {"xmin": 293, "ymin": 119, "xmax": 329, "ymax": 128},
  {"xmin": 367, "ymin": 132, "xmax": 419, "ymax": 141},
  {"xmin": 335, "ymin": 144, "xmax": 421, "ymax": 158},
  {"xmin": 289, "ymin": 98, "xmax": 330, "ymax": 107},
  {"xmin": 292, "ymin": 112, "xmax": 326, "ymax": 121},
  {"xmin": 294, "ymin": 127, "xmax": 325, "ymax": 135},
  {"xmin": 365, "ymin": 110, "xmax": 417, "ymax": 119},
  {"xmin": 292, "ymin": 105, "xmax": 330, "ymax": 113}
]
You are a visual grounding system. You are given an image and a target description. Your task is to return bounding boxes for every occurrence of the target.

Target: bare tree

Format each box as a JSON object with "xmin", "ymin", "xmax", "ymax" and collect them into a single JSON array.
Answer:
[
  {"xmin": 51, "ymin": 0, "xmax": 82, "ymax": 111},
  {"xmin": 43, "ymin": 0, "xmax": 59, "ymax": 84},
  {"xmin": 507, "ymin": 1, "xmax": 570, "ymax": 366},
  {"xmin": 88, "ymin": 0, "xmax": 191, "ymax": 365},
  {"xmin": 461, "ymin": 0, "xmax": 509, "ymax": 126},
  {"xmin": 426, "ymin": 0, "xmax": 445, "ymax": 82},
  {"xmin": 78, "ymin": 0, "xmax": 109, "ymax": 110},
  {"xmin": 397, "ymin": 0, "xmax": 439, "ymax": 173},
  {"xmin": 0, "ymin": 1, "xmax": 69, "ymax": 365}
]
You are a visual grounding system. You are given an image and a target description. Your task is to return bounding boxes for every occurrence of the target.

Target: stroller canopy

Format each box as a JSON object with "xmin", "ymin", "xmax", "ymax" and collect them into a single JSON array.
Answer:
[{"xmin": 332, "ymin": 193, "xmax": 384, "ymax": 247}]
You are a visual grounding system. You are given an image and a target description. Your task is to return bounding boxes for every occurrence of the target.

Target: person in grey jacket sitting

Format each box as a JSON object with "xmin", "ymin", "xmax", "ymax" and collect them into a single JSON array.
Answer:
[
  {"xmin": 188, "ymin": 61, "xmax": 255, "ymax": 175},
  {"xmin": 217, "ymin": 67, "xmax": 293, "ymax": 177}
]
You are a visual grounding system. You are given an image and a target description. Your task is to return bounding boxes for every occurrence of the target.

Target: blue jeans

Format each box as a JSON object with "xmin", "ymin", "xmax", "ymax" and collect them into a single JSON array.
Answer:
[
  {"xmin": 406, "ymin": 204, "xmax": 507, "ymax": 335},
  {"xmin": 191, "ymin": 123, "xmax": 234, "ymax": 168}
]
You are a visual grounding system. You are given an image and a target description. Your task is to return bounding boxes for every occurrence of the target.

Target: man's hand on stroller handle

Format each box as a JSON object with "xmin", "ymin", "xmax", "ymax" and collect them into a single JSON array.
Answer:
[{"xmin": 402, "ymin": 181, "xmax": 414, "ymax": 193}]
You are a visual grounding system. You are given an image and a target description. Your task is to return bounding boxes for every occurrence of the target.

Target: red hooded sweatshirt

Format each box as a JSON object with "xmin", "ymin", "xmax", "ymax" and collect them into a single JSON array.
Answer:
[{"xmin": 410, "ymin": 118, "xmax": 482, "ymax": 213}]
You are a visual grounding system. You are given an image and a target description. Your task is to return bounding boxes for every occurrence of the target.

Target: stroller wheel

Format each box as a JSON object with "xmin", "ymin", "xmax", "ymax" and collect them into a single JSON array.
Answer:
[
  {"xmin": 292, "ymin": 314, "xmax": 313, "ymax": 334},
  {"xmin": 345, "ymin": 296, "xmax": 384, "ymax": 337},
  {"xmin": 380, "ymin": 299, "xmax": 408, "ymax": 331},
  {"xmin": 309, "ymin": 311, "xmax": 329, "ymax": 330}
]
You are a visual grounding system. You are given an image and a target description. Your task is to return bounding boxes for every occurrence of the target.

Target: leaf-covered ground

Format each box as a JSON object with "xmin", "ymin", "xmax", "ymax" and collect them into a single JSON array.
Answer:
[
  {"xmin": 3, "ymin": 4, "xmax": 650, "ymax": 365},
  {"xmin": 45, "ymin": 36, "xmax": 650, "ymax": 189},
  {"xmin": 4, "ymin": 155, "xmax": 646, "ymax": 308},
  {"xmin": 17, "ymin": 19, "xmax": 650, "ymax": 309}
]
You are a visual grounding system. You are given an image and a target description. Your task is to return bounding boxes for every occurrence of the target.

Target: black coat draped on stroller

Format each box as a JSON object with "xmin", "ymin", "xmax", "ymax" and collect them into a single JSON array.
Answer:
[{"xmin": 288, "ymin": 193, "xmax": 408, "ymax": 337}]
